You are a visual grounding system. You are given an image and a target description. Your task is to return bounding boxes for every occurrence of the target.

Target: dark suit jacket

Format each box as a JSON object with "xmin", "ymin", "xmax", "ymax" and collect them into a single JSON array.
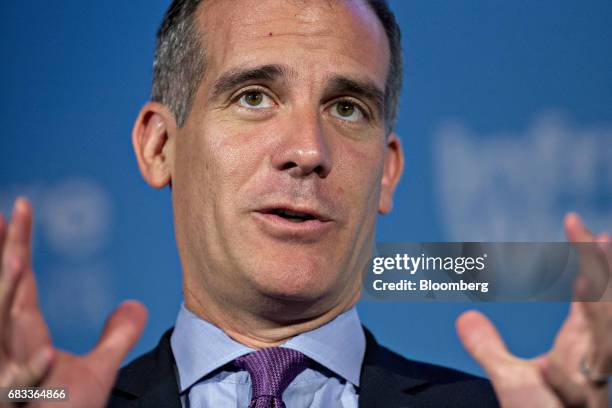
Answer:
[{"xmin": 108, "ymin": 327, "xmax": 499, "ymax": 407}]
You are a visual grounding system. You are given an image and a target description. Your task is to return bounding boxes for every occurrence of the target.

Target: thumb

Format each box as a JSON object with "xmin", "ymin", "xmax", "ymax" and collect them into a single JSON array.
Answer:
[
  {"xmin": 456, "ymin": 310, "xmax": 513, "ymax": 380},
  {"xmin": 89, "ymin": 300, "xmax": 148, "ymax": 376}
]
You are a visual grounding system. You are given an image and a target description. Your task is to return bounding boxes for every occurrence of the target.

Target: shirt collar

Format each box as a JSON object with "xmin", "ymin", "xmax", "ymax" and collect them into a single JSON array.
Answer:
[
  {"xmin": 170, "ymin": 303, "xmax": 365, "ymax": 392},
  {"xmin": 283, "ymin": 306, "xmax": 365, "ymax": 386},
  {"xmin": 170, "ymin": 304, "xmax": 254, "ymax": 392}
]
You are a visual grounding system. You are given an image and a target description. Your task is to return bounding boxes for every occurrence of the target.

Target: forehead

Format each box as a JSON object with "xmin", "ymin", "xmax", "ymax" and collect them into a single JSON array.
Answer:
[{"xmin": 195, "ymin": 0, "xmax": 390, "ymax": 90}]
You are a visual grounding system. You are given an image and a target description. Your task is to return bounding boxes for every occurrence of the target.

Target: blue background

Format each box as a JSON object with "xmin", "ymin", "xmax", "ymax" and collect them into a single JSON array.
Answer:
[{"xmin": 1, "ymin": 0, "xmax": 611, "ymax": 380}]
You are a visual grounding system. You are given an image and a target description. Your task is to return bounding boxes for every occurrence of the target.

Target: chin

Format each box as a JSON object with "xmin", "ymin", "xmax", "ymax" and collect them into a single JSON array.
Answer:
[{"xmin": 248, "ymin": 258, "xmax": 339, "ymax": 302}]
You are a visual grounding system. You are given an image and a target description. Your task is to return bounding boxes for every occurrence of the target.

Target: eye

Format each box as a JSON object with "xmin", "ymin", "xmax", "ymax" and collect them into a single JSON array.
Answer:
[
  {"xmin": 330, "ymin": 100, "xmax": 365, "ymax": 122},
  {"xmin": 237, "ymin": 90, "xmax": 274, "ymax": 109}
]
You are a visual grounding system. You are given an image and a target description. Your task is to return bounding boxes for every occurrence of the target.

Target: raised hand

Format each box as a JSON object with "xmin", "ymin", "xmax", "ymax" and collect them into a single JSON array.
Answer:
[
  {"xmin": 456, "ymin": 213, "xmax": 611, "ymax": 407},
  {"xmin": 0, "ymin": 198, "xmax": 148, "ymax": 407}
]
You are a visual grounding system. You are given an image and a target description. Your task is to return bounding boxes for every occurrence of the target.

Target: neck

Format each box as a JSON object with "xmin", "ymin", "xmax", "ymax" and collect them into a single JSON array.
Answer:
[{"xmin": 183, "ymin": 283, "xmax": 361, "ymax": 348}]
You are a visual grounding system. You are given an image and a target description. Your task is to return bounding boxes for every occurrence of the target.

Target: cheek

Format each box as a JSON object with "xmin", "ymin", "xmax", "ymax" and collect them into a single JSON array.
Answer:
[
  {"xmin": 334, "ymin": 141, "xmax": 385, "ymax": 209},
  {"xmin": 210, "ymin": 117, "xmax": 281, "ymax": 181},
  {"xmin": 177, "ymin": 121, "xmax": 265, "ymax": 196}
]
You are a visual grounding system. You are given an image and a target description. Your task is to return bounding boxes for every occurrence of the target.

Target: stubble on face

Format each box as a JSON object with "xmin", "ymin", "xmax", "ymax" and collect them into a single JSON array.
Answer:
[{"xmin": 170, "ymin": 0, "xmax": 392, "ymax": 344}]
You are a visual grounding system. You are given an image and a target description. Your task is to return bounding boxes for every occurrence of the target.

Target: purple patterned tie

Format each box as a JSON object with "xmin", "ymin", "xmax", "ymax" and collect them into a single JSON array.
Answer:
[{"xmin": 235, "ymin": 347, "xmax": 309, "ymax": 408}]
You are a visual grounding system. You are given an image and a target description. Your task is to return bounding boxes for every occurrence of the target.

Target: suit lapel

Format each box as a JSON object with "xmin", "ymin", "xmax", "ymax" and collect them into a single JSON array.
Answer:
[
  {"xmin": 359, "ymin": 328, "xmax": 429, "ymax": 408},
  {"xmin": 113, "ymin": 327, "xmax": 440, "ymax": 408},
  {"xmin": 111, "ymin": 329, "xmax": 181, "ymax": 408}
]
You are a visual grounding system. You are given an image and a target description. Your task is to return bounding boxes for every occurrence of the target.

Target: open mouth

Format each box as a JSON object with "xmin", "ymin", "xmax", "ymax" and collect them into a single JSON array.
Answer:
[
  {"xmin": 264, "ymin": 208, "xmax": 318, "ymax": 223},
  {"xmin": 253, "ymin": 206, "xmax": 333, "ymax": 238}
]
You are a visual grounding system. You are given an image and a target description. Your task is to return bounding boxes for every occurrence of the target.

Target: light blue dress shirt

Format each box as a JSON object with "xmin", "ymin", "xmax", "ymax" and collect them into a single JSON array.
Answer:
[{"xmin": 170, "ymin": 304, "xmax": 365, "ymax": 407}]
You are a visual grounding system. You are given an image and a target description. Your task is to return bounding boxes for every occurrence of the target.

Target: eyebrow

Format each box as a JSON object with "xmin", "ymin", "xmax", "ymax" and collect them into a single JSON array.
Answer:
[
  {"xmin": 324, "ymin": 76, "xmax": 385, "ymax": 118},
  {"xmin": 210, "ymin": 64, "xmax": 294, "ymax": 101},
  {"xmin": 209, "ymin": 64, "xmax": 386, "ymax": 117}
]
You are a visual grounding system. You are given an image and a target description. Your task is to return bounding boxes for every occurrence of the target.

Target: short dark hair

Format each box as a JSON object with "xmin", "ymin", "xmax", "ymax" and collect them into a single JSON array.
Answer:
[{"xmin": 151, "ymin": 0, "xmax": 402, "ymax": 134}]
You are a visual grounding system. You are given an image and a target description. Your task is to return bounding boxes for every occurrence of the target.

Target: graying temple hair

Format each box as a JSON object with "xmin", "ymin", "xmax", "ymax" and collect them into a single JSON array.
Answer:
[{"xmin": 151, "ymin": 0, "xmax": 403, "ymax": 134}]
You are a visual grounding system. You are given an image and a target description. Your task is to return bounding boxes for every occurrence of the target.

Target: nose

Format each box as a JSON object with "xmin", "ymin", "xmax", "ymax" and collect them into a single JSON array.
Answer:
[{"xmin": 271, "ymin": 110, "xmax": 332, "ymax": 178}]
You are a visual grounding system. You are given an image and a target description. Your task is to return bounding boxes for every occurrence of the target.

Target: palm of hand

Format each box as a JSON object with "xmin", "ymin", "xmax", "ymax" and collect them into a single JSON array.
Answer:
[
  {"xmin": 457, "ymin": 214, "xmax": 611, "ymax": 408},
  {"xmin": 0, "ymin": 199, "xmax": 147, "ymax": 408}
]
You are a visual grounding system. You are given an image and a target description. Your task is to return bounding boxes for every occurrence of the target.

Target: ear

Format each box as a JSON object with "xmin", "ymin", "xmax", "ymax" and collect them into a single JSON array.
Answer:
[
  {"xmin": 378, "ymin": 132, "xmax": 404, "ymax": 214},
  {"xmin": 132, "ymin": 102, "xmax": 176, "ymax": 189}
]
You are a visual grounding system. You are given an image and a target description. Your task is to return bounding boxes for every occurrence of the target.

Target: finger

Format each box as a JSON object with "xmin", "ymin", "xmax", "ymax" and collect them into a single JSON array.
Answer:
[
  {"xmin": 575, "ymin": 253, "xmax": 612, "ymax": 384},
  {"xmin": 3, "ymin": 199, "xmax": 41, "ymax": 313},
  {"xmin": 552, "ymin": 301, "xmax": 589, "ymax": 353},
  {"xmin": 538, "ymin": 357, "xmax": 587, "ymax": 407},
  {"xmin": 564, "ymin": 212, "xmax": 594, "ymax": 243},
  {"xmin": 2, "ymin": 346, "xmax": 54, "ymax": 388},
  {"xmin": 567, "ymin": 220, "xmax": 610, "ymax": 302},
  {"xmin": 575, "ymin": 234, "xmax": 612, "ymax": 311},
  {"xmin": 582, "ymin": 305, "xmax": 612, "ymax": 377},
  {"xmin": 2, "ymin": 198, "xmax": 33, "ymax": 269},
  {"xmin": 89, "ymin": 301, "xmax": 147, "ymax": 377},
  {"xmin": 456, "ymin": 310, "xmax": 514, "ymax": 380},
  {"xmin": 595, "ymin": 234, "xmax": 612, "ymax": 296},
  {"xmin": 0, "ymin": 214, "xmax": 6, "ymax": 271},
  {"xmin": 0, "ymin": 256, "xmax": 24, "ymax": 334},
  {"xmin": 566, "ymin": 301, "xmax": 589, "ymax": 332}
]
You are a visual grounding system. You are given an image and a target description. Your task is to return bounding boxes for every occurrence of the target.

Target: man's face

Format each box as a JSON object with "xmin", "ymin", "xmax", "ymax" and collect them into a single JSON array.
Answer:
[{"xmin": 170, "ymin": 0, "xmax": 401, "ymax": 316}]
